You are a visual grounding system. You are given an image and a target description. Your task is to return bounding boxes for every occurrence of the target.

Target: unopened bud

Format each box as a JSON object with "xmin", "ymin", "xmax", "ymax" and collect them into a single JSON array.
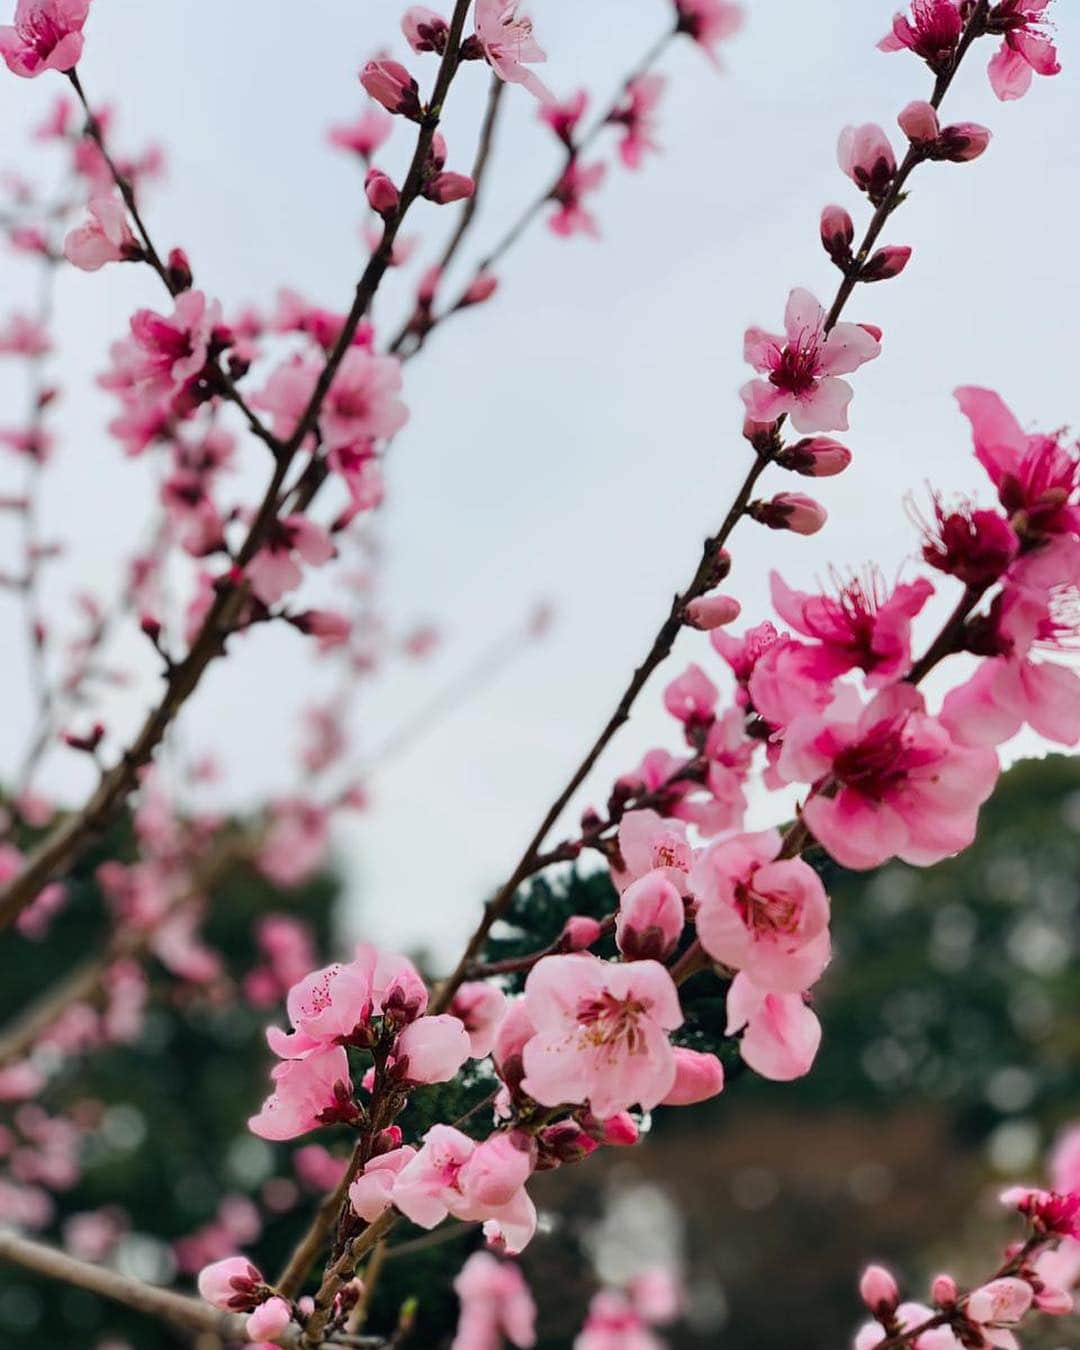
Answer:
[
  {"xmin": 859, "ymin": 1265, "xmax": 900, "ymax": 1317},
  {"xmin": 423, "ymin": 171, "xmax": 475, "ymax": 205},
  {"xmin": 742, "ymin": 416, "xmax": 781, "ymax": 454},
  {"xmin": 936, "ymin": 121, "xmax": 991, "ymax": 163},
  {"xmin": 360, "ymin": 60, "xmax": 422, "ymax": 119},
  {"xmin": 459, "ymin": 272, "xmax": 498, "ymax": 307},
  {"xmin": 684, "ymin": 593, "xmax": 741, "ymax": 630},
  {"xmin": 897, "ymin": 99, "xmax": 940, "ymax": 145},
  {"xmin": 931, "ymin": 1274, "xmax": 958, "ymax": 1307},
  {"xmin": 776, "ymin": 436, "xmax": 852, "ymax": 477},
  {"xmin": 820, "ymin": 203, "xmax": 854, "ymax": 268},
  {"xmin": 860, "ymin": 244, "xmax": 912, "ymax": 283},
  {"xmin": 401, "ymin": 5, "xmax": 449, "ymax": 53},
  {"xmin": 747, "ymin": 492, "xmax": 828, "ymax": 536},
  {"xmin": 166, "ymin": 247, "xmax": 193, "ymax": 293},
  {"xmin": 558, "ymin": 915, "xmax": 603, "ymax": 952}
]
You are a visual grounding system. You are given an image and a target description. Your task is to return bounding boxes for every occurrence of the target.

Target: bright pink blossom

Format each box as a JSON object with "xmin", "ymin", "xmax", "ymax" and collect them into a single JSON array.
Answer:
[
  {"xmin": 1000, "ymin": 1185, "xmax": 1080, "ymax": 1240},
  {"xmin": 452, "ymin": 1252, "xmax": 537, "ymax": 1350},
  {"xmin": 613, "ymin": 809, "xmax": 692, "ymax": 895},
  {"xmin": 779, "ymin": 685, "xmax": 1000, "ymax": 870},
  {"xmin": 0, "ymin": 0, "xmax": 89, "ymax": 77},
  {"xmin": 247, "ymin": 516, "xmax": 335, "ymax": 606},
  {"xmin": 663, "ymin": 662, "xmax": 717, "ymax": 727},
  {"xmin": 878, "ymin": 1, "xmax": 963, "ymax": 70},
  {"xmin": 248, "ymin": 1045, "xmax": 357, "ymax": 1140},
  {"xmin": 474, "ymin": 0, "xmax": 553, "ymax": 104},
  {"xmin": 986, "ymin": 0, "xmax": 1060, "ymax": 101},
  {"xmin": 692, "ymin": 829, "xmax": 831, "ymax": 992},
  {"xmin": 520, "ymin": 954, "xmax": 683, "ymax": 1117},
  {"xmin": 726, "ymin": 973, "xmax": 822, "ymax": 1081},
  {"xmin": 127, "ymin": 290, "xmax": 221, "ymax": 401},
  {"xmin": 63, "ymin": 196, "xmax": 140, "ymax": 271},
  {"xmin": 741, "ymin": 288, "xmax": 881, "ymax": 434}
]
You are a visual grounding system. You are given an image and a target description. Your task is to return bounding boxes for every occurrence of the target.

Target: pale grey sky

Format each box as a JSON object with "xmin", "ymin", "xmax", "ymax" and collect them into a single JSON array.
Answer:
[{"xmin": 1, "ymin": 1, "xmax": 1077, "ymax": 964}]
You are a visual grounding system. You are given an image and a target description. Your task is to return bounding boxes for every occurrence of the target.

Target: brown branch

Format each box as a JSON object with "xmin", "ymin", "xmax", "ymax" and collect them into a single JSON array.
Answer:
[{"xmin": 429, "ymin": 0, "xmax": 994, "ymax": 1015}]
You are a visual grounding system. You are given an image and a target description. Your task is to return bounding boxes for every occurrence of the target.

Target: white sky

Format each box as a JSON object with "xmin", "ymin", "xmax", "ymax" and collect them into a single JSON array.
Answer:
[{"xmin": 1, "ymin": 1, "xmax": 1078, "ymax": 966}]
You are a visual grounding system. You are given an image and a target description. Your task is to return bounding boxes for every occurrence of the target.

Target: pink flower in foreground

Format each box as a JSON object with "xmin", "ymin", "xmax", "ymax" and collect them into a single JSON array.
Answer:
[
  {"xmin": 986, "ymin": 0, "xmax": 1060, "ymax": 102},
  {"xmin": 854, "ymin": 1302, "xmax": 947, "ymax": 1350},
  {"xmin": 248, "ymin": 1045, "xmax": 358, "ymax": 1140},
  {"xmin": 878, "ymin": 0, "xmax": 963, "ymax": 71},
  {"xmin": 741, "ymin": 288, "xmax": 881, "ymax": 434},
  {"xmin": 967, "ymin": 1277, "xmax": 1033, "ymax": 1333},
  {"xmin": 769, "ymin": 569, "xmax": 935, "ymax": 687},
  {"xmin": 452, "ymin": 1252, "xmax": 537, "ymax": 1350},
  {"xmin": 247, "ymin": 515, "xmax": 334, "ymax": 606},
  {"xmin": 391, "ymin": 1125, "xmax": 538, "ymax": 1253},
  {"xmin": 610, "ymin": 74, "xmax": 665, "ymax": 171},
  {"xmin": 0, "ymin": 0, "xmax": 89, "ymax": 77},
  {"xmin": 128, "ymin": 290, "xmax": 221, "ymax": 401},
  {"xmin": 520, "ymin": 954, "xmax": 683, "ymax": 1117},
  {"xmin": 474, "ymin": 0, "xmax": 553, "ymax": 104},
  {"xmin": 63, "ymin": 196, "xmax": 141, "ymax": 271},
  {"xmin": 197, "ymin": 1256, "xmax": 267, "ymax": 1311},
  {"xmin": 691, "ymin": 830, "xmax": 831, "ymax": 992},
  {"xmin": 673, "ymin": 0, "xmax": 745, "ymax": 66},
  {"xmin": 779, "ymin": 685, "xmax": 1000, "ymax": 870},
  {"xmin": 548, "ymin": 159, "xmax": 606, "ymax": 238},
  {"xmin": 726, "ymin": 973, "xmax": 822, "ymax": 1081}
]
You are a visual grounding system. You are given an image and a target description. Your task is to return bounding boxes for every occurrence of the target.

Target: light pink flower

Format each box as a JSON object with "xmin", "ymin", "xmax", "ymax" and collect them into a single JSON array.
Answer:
[
  {"xmin": 663, "ymin": 662, "xmax": 718, "ymax": 727},
  {"xmin": 349, "ymin": 1145, "xmax": 416, "ymax": 1222},
  {"xmin": 390, "ymin": 1014, "xmax": 471, "ymax": 1085},
  {"xmin": 779, "ymin": 685, "xmax": 1000, "ymax": 870},
  {"xmin": 674, "ymin": 0, "xmax": 744, "ymax": 66},
  {"xmin": 692, "ymin": 830, "xmax": 831, "ymax": 992},
  {"xmin": 257, "ymin": 798, "xmax": 331, "ymax": 888},
  {"xmin": 474, "ymin": 0, "xmax": 553, "ymax": 104},
  {"xmin": 327, "ymin": 105, "xmax": 394, "ymax": 159},
  {"xmin": 0, "ymin": 311, "xmax": 51, "ymax": 356},
  {"xmin": 610, "ymin": 74, "xmax": 665, "ymax": 171},
  {"xmin": 0, "ymin": 0, "xmax": 89, "ymax": 77},
  {"xmin": 63, "ymin": 196, "xmax": 140, "ymax": 271},
  {"xmin": 247, "ymin": 515, "xmax": 335, "ymax": 606},
  {"xmin": 986, "ymin": 1, "xmax": 1060, "ymax": 102},
  {"xmin": 616, "ymin": 870, "xmax": 685, "ymax": 962},
  {"xmin": 548, "ymin": 160, "xmax": 606, "ymax": 238},
  {"xmin": 741, "ymin": 288, "xmax": 881, "ymax": 434},
  {"xmin": 726, "ymin": 973, "xmax": 822, "ymax": 1081},
  {"xmin": 452, "ymin": 1252, "xmax": 537, "ymax": 1350},
  {"xmin": 248, "ymin": 1046, "xmax": 357, "ymax": 1140},
  {"xmin": 198, "ymin": 1256, "xmax": 265, "ymax": 1311},
  {"xmin": 255, "ymin": 349, "xmax": 407, "ymax": 452},
  {"xmin": 769, "ymin": 569, "xmax": 934, "ymax": 687},
  {"xmin": 451, "ymin": 983, "xmax": 509, "ymax": 1059},
  {"xmin": 391, "ymin": 1125, "xmax": 537, "ymax": 1253},
  {"xmin": 519, "ymin": 954, "xmax": 683, "ymax": 1117},
  {"xmin": 613, "ymin": 809, "xmax": 692, "ymax": 895},
  {"xmin": 127, "ymin": 290, "xmax": 221, "ymax": 401},
  {"xmin": 837, "ymin": 124, "xmax": 896, "ymax": 202},
  {"xmin": 684, "ymin": 592, "xmax": 741, "ymax": 630},
  {"xmin": 967, "ymin": 1277, "xmax": 1033, "ymax": 1331},
  {"xmin": 574, "ymin": 1290, "xmax": 663, "ymax": 1350},
  {"xmin": 247, "ymin": 1297, "xmax": 292, "ymax": 1341},
  {"xmin": 660, "ymin": 1047, "xmax": 725, "ymax": 1105}
]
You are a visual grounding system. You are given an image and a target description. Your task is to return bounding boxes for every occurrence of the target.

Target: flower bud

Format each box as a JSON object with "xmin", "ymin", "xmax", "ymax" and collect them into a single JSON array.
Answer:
[
  {"xmin": 401, "ymin": 5, "xmax": 449, "ymax": 53},
  {"xmin": 1034, "ymin": 1285, "xmax": 1073, "ymax": 1315},
  {"xmin": 684, "ymin": 593, "xmax": 741, "ymax": 630},
  {"xmin": 897, "ymin": 99, "xmax": 940, "ymax": 145},
  {"xmin": 459, "ymin": 272, "xmax": 498, "ymax": 307},
  {"xmin": 247, "ymin": 1297, "xmax": 292, "ymax": 1340},
  {"xmin": 616, "ymin": 872, "xmax": 684, "ymax": 961},
  {"xmin": 365, "ymin": 168, "xmax": 401, "ymax": 217},
  {"xmin": 747, "ymin": 492, "xmax": 827, "ymax": 536},
  {"xmin": 742, "ymin": 416, "xmax": 781, "ymax": 453},
  {"xmin": 820, "ymin": 203, "xmax": 854, "ymax": 268},
  {"xmin": 599, "ymin": 1112, "xmax": 639, "ymax": 1146},
  {"xmin": 860, "ymin": 244, "xmax": 912, "ymax": 282},
  {"xmin": 424, "ymin": 171, "xmax": 476, "ymax": 205},
  {"xmin": 416, "ymin": 264, "xmax": 442, "ymax": 310},
  {"xmin": 661, "ymin": 1048, "xmax": 725, "ymax": 1106},
  {"xmin": 931, "ymin": 1274, "xmax": 958, "ymax": 1307},
  {"xmin": 558, "ymin": 915, "xmax": 603, "ymax": 952},
  {"xmin": 198, "ymin": 1257, "xmax": 265, "ymax": 1312},
  {"xmin": 859, "ymin": 1265, "xmax": 900, "ymax": 1317},
  {"xmin": 937, "ymin": 121, "xmax": 991, "ymax": 163},
  {"xmin": 776, "ymin": 436, "xmax": 852, "ymax": 477},
  {"xmin": 360, "ymin": 60, "xmax": 422, "ymax": 119},
  {"xmin": 837, "ymin": 123, "xmax": 896, "ymax": 203},
  {"xmin": 166, "ymin": 247, "xmax": 193, "ymax": 293}
]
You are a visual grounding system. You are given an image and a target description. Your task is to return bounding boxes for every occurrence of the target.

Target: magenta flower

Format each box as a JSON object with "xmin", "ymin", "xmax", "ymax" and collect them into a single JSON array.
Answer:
[
  {"xmin": 548, "ymin": 159, "xmax": 606, "ymax": 238},
  {"xmin": 451, "ymin": 1252, "xmax": 537, "ymax": 1350},
  {"xmin": 673, "ymin": 0, "xmax": 745, "ymax": 66},
  {"xmin": 726, "ymin": 974, "xmax": 822, "ymax": 1081},
  {"xmin": 247, "ymin": 514, "xmax": 334, "ymax": 606},
  {"xmin": 0, "ymin": 0, "xmax": 89, "ymax": 78},
  {"xmin": 247, "ymin": 1045, "xmax": 358, "ymax": 1141},
  {"xmin": 127, "ymin": 290, "xmax": 221, "ymax": 402},
  {"xmin": 1001, "ymin": 1185, "xmax": 1080, "ymax": 1240},
  {"xmin": 539, "ymin": 88, "xmax": 587, "ymax": 148},
  {"xmin": 878, "ymin": 0, "xmax": 964, "ymax": 71},
  {"xmin": 780, "ymin": 685, "xmax": 1000, "ymax": 870},
  {"xmin": 474, "ymin": 0, "xmax": 553, "ymax": 104},
  {"xmin": 519, "ymin": 953, "xmax": 683, "ymax": 1117},
  {"xmin": 740, "ymin": 288, "xmax": 881, "ymax": 434},
  {"xmin": 64, "ymin": 196, "xmax": 141, "ymax": 272},
  {"xmin": 768, "ymin": 568, "xmax": 935, "ymax": 686},
  {"xmin": 692, "ymin": 830, "xmax": 831, "ymax": 993},
  {"xmin": 986, "ymin": 0, "xmax": 1060, "ymax": 102}
]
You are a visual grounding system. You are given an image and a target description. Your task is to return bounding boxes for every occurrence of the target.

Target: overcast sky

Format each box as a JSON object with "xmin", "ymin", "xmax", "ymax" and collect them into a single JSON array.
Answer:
[{"xmin": 1, "ymin": 0, "xmax": 1077, "ymax": 966}]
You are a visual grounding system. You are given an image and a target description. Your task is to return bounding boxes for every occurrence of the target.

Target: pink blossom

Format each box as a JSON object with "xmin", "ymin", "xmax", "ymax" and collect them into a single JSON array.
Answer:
[
  {"xmin": 327, "ymin": 106, "xmax": 394, "ymax": 160},
  {"xmin": 878, "ymin": 1, "xmax": 963, "ymax": 70},
  {"xmin": 451, "ymin": 1252, "xmax": 537, "ymax": 1350},
  {"xmin": 779, "ymin": 685, "xmax": 999, "ymax": 870},
  {"xmin": 247, "ymin": 1297, "xmax": 292, "ymax": 1341},
  {"xmin": 403, "ymin": 5, "xmax": 449, "ymax": 54},
  {"xmin": 897, "ymin": 101, "xmax": 991, "ymax": 161},
  {"xmin": 519, "ymin": 954, "xmax": 683, "ymax": 1117},
  {"xmin": 248, "ymin": 1045, "xmax": 357, "ymax": 1140},
  {"xmin": 777, "ymin": 435, "xmax": 852, "ymax": 477},
  {"xmin": 365, "ymin": 167, "xmax": 400, "ymax": 217},
  {"xmin": 451, "ymin": 983, "xmax": 509, "ymax": 1058},
  {"xmin": 391, "ymin": 1014, "xmax": 471, "ymax": 1085},
  {"xmin": 127, "ymin": 290, "xmax": 221, "ymax": 401},
  {"xmin": 0, "ymin": 0, "xmax": 89, "ymax": 77},
  {"xmin": 256, "ymin": 349, "xmax": 407, "ymax": 451},
  {"xmin": 748, "ymin": 492, "xmax": 828, "ymax": 535},
  {"xmin": 63, "ymin": 196, "xmax": 140, "ymax": 271},
  {"xmin": 257, "ymin": 798, "xmax": 331, "ymax": 887},
  {"xmin": 247, "ymin": 516, "xmax": 335, "ymax": 606},
  {"xmin": 574, "ymin": 1290, "xmax": 662, "ymax": 1350},
  {"xmin": 360, "ymin": 59, "xmax": 422, "ymax": 118},
  {"xmin": 854, "ymin": 1302, "xmax": 946, "ymax": 1350},
  {"xmin": 769, "ymin": 569, "xmax": 934, "ymax": 687},
  {"xmin": 917, "ymin": 495, "xmax": 1019, "ymax": 587},
  {"xmin": 1000, "ymin": 1185, "xmax": 1080, "ymax": 1240},
  {"xmin": 661, "ymin": 1047, "xmax": 725, "ymax": 1105},
  {"xmin": 549, "ymin": 160, "xmax": 606, "ymax": 238},
  {"xmin": 349, "ymin": 1145, "xmax": 416, "ymax": 1222},
  {"xmin": 986, "ymin": 1, "xmax": 1060, "ymax": 102},
  {"xmin": 613, "ymin": 809, "xmax": 692, "ymax": 895},
  {"xmin": 684, "ymin": 592, "xmax": 741, "ymax": 630},
  {"xmin": 741, "ymin": 288, "xmax": 881, "ymax": 434},
  {"xmin": 692, "ymin": 830, "xmax": 831, "ymax": 992},
  {"xmin": 197, "ymin": 1256, "xmax": 266, "ymax": 1312},
  {"xmin": 954, "ymin": 387, "xmax": 1080, "ymax": 541},
  {"xmin": 290, "ymin": 608, "xmax": 352, "ymax": 652},
  {"xmin": 474, "ymin": 0, "xmax": 553, "ymax": 104},
  {"xmin": 838, "ymin": 124, "xmax": 896, "ymax": 203},
  {"xmin": 967, "ymin": 1277, "xmax": 1033, "ymax": 1331},
  {"xmin": 0, "ymin": 311, "xmax": 51, "ymax": 356},
  {"xmin": 726, "ymin": 973, "xmax": 822, "ymax": 1080},
  {"xmin": 391, "ymin": 1125, "xmax": 538, "ymax": 1253},
  {"xmin": 425, "ymin": 170, "xmax": 476, "ymax": 204},
  {"xmin": 663, "ymin": 662, "xmax": 718, "ymax": 728},
  {"xmin": 674, "ymin": 0, "xmax": 745, "ymax": 66},
  {"xmin": 610, "ymin": 75, "xmax": 665, "ymax": 171},
  {"xmin": 859, "ymin": 1265, "xmax": 900, "ymax": 1316},
  {"xmin": 540, "ymin": 89, "xmax": 587, "ymax": 147},
  {"xmin": 616, "ymin": 871, "xmax": 685, "ymax": 961}
]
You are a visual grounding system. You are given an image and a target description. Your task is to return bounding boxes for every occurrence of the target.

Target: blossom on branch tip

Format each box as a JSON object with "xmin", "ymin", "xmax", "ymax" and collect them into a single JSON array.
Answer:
[
  {"xmin": 820, "ymin": 204, "xmax": 854, "ymax": 269},
  {"xmin": 776, "ymin": 436, "xmax": 852, "ymax": 477},
  {"xmin": 684, "ymin": 592, "xmax": 741, "ymax": 630},
  {"xmin": 726, "ymin": 974, "xmax": 822, "ymax": 1081},
  {"xmin": 197, "ymin": 1256, "xmax": 267, "ymax": 1312},
  {"xmin": 878, "ymin": 0, "xmax": 964, "ymax": 71},
  {"xmin": 986, "ymin": 0, "xmax": 1060, "ymax": 102},
  {"xmin": 747, "ymin": 493, "xmax": 828, "ymax": 535},
  {"xmin": 247, "ymin": 1045, "xmax": 357, "ymax": 1140},
  {"xmin": 63, "ymin": 196, "xmax": 141, "ymax": 271},
  {"xmin": 741, "ymin": 288, "xmax": 881, "ymax": 434},
  {"xmin": 365, "ymin": 167, "xmax": 400, "ymax": 217},
  {"xmin": 0, "ymin": 0, "xmax": 89, "ymax": 77},
  {"xmin": 474, "ymin": 0, "xmax": 553, "ymax": 104}
]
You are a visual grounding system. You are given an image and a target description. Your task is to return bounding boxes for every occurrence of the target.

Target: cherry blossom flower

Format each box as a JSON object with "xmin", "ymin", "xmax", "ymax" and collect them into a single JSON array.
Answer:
[
  {"xmin": 391, "ymin": 1125, "xmax": 538, "ymax": 1253},
  {"xmin": 878, "ymin": 0, "xmax": 964, "ymax": 71},
  {"xmin": 574, "ymin": 1290, "xmax": 663, "ymax": 1350},
  {"xmin": 519, "ymin": 954, "xmax": 683, "ymax": 1117},
  {"xmin": 837, "ymin": 124, "xmax": 897, "ymax": 204},
  {"xmin": 327, "ymin": 105, "xmax": 393, "ymax": 160},
  {"xmin": 615, "ymin": 870, "xmax": 685, "ymax": 961},
  {"xmin": 474, "ymin": 0, "xmax": 553, "ymax": 104},
  {"xmin": 257, "ymin": 797, "xmax": 331, "ymax": 887},
  {"xmin": 986, "ymin": 0, "xmax": 1060, "ymax": 102},
  {"xmin": 451, "ymin": 1252, "xmax": 537, "ymax": 1350},
  {"xmin": 451, "ymin": 982, "xmax": 509, "ymax": 1058},
  {"xmin": 126, "ymin": 290, "xmax": 222, "ymax": 402},
  {"xmin": 0, "ymin": 0, "xmax": 89, "ymax": 78},
  {"xmin": 779, "ymin": 685, "xmax": 1000, "ymax": 870},
  {"xmin": 540, "ymin": 89, "xmax": 587, "ymax": 148},
  {"xmin": 741, "ymin": 288, "xmax": 881, "ymax": 434},
  {"xmin": 673, "ymin": 0, "xmax": 745, "ymax": 66},
  {"xmin": 197, "ymin": 1256, "xmax": 268, "ymax": 1312},
  {"xmin": 63, "ymin": 196, "xmax": 141, "ymax": 271},
  {"xmin": 726, "ymin": 973, "xmax": 822, "ymax": 1080},
  {"xmin": 692, "ymin": 830, "xmax": 831, "ymax": 992},
  {"xmin": 349, "ymin": 1145, "xmax": 416, "ymax": 1222},
  {"xmin": 248, "ymin": 1045, "xmax": 358, "ymax": 1140},
  {"xmin": 613, "ymin": 809, "xmax": 693, "ymax": 895},
  {"xmin": 247, "ymin": 515, "xmax": 335, "ymax": 606},
  {"xmin": 390, "ymin": 1014, "xmax": 471, "ymax": 1085},
  {"xmin": 1000, "ymin": 1185, "xmax": 1080, "ymax": 1240},
  {"xmin": 967, "ymin": 1278, "xmax": 1033, "ymax": 1342},
  {"xmin": 769, "ymin": 569, "xmax": 935, "ymax": 687},
  {"xmin": 548, "ymin": 160, "xmax": 606, "ymax": 238},
  {"xmin": 610, "ymin": 75, "xmax": 665, "ymax": 170},
  {"xmin": 661, "ymin": 1047, "xmax": 725, "ymax": 1105},
  {"xmin": 255, "ymin": 348, "xmax": 408, "ymax": 451}
]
